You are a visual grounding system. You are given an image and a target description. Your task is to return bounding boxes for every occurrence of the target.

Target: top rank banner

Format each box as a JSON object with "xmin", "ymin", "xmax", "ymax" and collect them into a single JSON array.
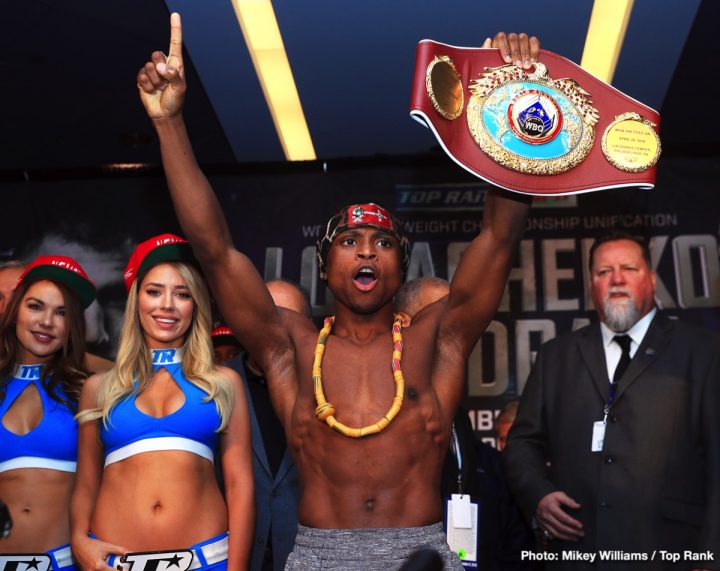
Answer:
[{"xmin": 410, "ymin": 41, "xmax": 661, "ymax": 196}]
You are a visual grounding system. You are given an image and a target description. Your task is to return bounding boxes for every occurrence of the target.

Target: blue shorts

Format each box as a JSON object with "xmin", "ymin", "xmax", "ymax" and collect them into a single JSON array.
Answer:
[
  {"xmin": 92, "ymin": 532, "xmax": 228, "ymax": 570},
  {"xmin": 0, "ymin": 545, "xmax": 76, "ymax": 571},
  {"xmin": 48, "ymin": 544, "xmax": 77, "ymax": 571}
]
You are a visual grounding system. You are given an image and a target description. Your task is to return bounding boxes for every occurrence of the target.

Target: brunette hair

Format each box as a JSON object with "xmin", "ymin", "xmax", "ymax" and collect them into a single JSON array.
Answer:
[{"xmin": 0, "ymin": 279, "xmax": 89, "ymax": 411}]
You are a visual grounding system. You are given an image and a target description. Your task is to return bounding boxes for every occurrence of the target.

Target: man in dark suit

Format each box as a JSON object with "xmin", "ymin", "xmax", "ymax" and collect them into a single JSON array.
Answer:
[
  {"xmin": 504, "ymin": 231, "xmax": 720, "ymax": 569},
  {"xmin": 242, "ymin": 353, "xmax": 300, "ymax": 571}
]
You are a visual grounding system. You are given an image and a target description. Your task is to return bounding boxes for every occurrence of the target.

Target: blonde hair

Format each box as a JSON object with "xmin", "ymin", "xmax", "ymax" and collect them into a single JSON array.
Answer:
[{"xmin": 78, "ymin": 262, "xmax": 233, "ymax": 430}]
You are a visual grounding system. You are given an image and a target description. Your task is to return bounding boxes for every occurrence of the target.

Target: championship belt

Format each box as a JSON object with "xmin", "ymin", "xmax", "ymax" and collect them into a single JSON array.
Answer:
[{"xmin": 410, "ymin": 40, "xmax": 661, "ymax": 195}]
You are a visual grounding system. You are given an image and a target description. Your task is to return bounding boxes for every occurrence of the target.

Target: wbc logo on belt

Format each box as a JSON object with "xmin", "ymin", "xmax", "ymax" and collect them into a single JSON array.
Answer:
[
  {"xmin": 507, "ymin": 90, "xmax": 563, "ymax": 144},
  {"xmin": 464, "ymin": 62, "xmax": 599, "ymax": 176}
]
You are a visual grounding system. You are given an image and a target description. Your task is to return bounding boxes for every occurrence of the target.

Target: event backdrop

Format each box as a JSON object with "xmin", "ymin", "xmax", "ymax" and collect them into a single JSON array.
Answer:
[{"xmin": 1, "ymin": 155, "xmax": 718, "ymax": 445}]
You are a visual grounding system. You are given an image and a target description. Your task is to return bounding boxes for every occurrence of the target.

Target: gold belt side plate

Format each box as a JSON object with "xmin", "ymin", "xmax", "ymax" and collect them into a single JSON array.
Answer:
[{"xmin": 601, "ymin": 112, "xmax": 661, "ymax": 172}]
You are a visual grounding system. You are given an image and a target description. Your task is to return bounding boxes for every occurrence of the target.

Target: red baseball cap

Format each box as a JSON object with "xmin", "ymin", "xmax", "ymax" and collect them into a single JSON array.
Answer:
[
  {"xmin": 124, "ymin": 233, "xmax": 196, "ymax": 292},
  {"xmin": 316, "ymin": 203, "xmax": 410, "ymax": 274},
  {"xmin": 16, "ymin": 255, "xmax": 96, "ymax": 309},
  {"xmin": 211, "ymin": 326, "xmax": 241, "ymax": 347}
]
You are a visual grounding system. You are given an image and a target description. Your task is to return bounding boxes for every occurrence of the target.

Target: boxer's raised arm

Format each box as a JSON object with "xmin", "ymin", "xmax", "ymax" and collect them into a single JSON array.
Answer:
[
  {"xmin": 443, "ymin": 188, "xmax": 530, "ymax": 356},
  {"xmin": 136, "ymin": 13, "xmax": 233, "ymax": 266},
  {"xmin": 438, "ymin": 32, "xmax": 537, "ymax": 356},
  {"xmin": 136, "ymin": 14, "xmax": 294, "ymax": 393}
]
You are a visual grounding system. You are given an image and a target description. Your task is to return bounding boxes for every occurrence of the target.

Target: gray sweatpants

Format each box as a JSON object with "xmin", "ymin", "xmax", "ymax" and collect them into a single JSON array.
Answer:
[{"xmin": 285, "ymin": 522, "xmax": 464, "ymax": 570}]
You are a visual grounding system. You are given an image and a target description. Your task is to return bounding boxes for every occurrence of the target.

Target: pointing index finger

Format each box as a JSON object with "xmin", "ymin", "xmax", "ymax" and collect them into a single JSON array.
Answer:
[{"xmin": 167, "ymin": 12, "xmax": 183, "ymax": 68}]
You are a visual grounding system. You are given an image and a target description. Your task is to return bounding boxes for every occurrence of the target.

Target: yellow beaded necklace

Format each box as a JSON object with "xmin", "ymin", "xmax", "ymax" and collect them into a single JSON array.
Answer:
[{"xmin": 312, "ymin": 314, "xmax": 405, "ymax": 438}]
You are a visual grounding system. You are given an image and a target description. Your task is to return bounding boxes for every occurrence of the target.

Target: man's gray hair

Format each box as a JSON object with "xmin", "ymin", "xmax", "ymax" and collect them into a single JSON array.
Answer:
[{"xmin": 395, "ymin": 276, "xmax": 449, "ymax": 316}]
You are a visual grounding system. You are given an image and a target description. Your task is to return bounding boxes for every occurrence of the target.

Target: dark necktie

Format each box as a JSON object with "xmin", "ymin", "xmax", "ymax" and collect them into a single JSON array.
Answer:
[{"xmin": 612, "ymin": 334, "xmax": 633, "ymax": 384}]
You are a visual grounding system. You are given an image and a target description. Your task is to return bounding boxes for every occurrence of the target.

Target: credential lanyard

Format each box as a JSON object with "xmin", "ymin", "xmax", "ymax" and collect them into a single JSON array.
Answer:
[
  {"xmin": 450, "ymin": 423, "xmax": 463, "ymax": 495},
  {"xmin": 603, "ymin": 380, "xmax": 619, "ymax": 423}
]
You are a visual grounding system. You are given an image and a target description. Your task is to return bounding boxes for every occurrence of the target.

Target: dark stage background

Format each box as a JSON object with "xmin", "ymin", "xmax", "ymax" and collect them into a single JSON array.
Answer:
[{"xmin": 1, "ymin": 155, "xmax": 718, "ymax": 445}]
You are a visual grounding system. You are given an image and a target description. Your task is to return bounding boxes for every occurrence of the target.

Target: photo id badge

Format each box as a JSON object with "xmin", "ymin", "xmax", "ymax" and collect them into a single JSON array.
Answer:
[
  {"xmin": 446, "ymin": 496, "xmax": 479, "ymax": 568},
  {"xmin": 451, "ymin": 493, "xmax": 472, "ymax": 528},
  {"xmin": 591, "ymin": 420, "xmax": 606, "ymax": 452}
]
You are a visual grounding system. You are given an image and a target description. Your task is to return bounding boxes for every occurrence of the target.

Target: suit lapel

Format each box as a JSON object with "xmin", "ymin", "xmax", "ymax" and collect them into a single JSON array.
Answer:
[
  {"xmin": 578, "ymin": 323, "xmax": 611, "ymax": 402},
  {"xmin": 274, "ymin": 449, "xmax": 294, "ymax": 483},
  {"xmin": 614, "ymin": 313, "xmax": 672, "ymax": 402},
  {"xmin": 242, "ymin": 376, "xmax": 273, "ymax": 479}
]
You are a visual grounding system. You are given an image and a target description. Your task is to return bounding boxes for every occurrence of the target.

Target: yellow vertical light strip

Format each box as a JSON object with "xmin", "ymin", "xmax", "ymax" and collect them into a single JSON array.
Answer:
[
  {"xmin": 231, "ymin": 0, "xmax": 316, "ymax": 161},
  {"xmin": 580, "ymin": 0, "xmax": 635, "ymax": 83}
]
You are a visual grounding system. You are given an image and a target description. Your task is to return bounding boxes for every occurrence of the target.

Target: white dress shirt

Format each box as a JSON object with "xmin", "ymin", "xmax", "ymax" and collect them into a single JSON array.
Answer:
[{"xmin": 600, "ymin": 307, "xmax": 657, "ymax": 382}]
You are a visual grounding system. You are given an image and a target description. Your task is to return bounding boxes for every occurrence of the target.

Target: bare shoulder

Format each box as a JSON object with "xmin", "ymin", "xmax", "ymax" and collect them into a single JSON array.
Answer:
[
  {"xmin": 413, "ymin": 295, "xmax": 447, "ymax": 325},
  {"xmin": 279, "ymin": 307, "xmax": 318, "ymax": 343},
  {"xmin": 79, "ymin": 372, "xmax": 105, "ymax": 408},
  {"xmin": 83, "ymin": 372, "xmax": 104, "ymax": 392},
  {"xmin": 216, "ymin": 365, "xmax": 251, "ymax": 425},
  {"xmin": 402, "ymin": 296, "xmax": 445, "ymax": 343},
  {"xmin": 216, "ymin": 365, "xmax": 244, "ymax": 388}
]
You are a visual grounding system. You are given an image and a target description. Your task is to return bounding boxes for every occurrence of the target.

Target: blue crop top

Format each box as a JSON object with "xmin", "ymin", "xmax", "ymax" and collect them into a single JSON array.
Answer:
[
  {"xmin": 0, "ymin": 365, "xmax": 77, "ymax": 473},
  {"xmin": 101, "ymin": 348, "xmax": 221, "ymax": 467}
]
